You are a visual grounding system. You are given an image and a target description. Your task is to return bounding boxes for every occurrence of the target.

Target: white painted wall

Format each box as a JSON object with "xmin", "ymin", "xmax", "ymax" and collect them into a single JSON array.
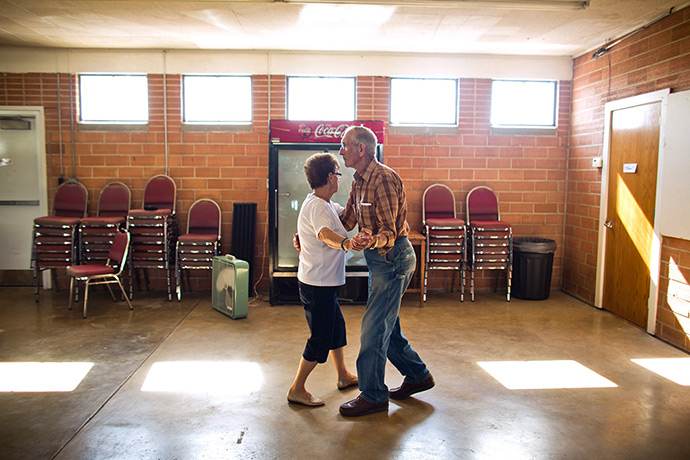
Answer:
[
  {"xmin": 657, "ymin": 90, "xmax": 690, "ymax": 241},
  {"xmin": 0, "ymin": 46, "xmax": 573, "ymax": 80}
]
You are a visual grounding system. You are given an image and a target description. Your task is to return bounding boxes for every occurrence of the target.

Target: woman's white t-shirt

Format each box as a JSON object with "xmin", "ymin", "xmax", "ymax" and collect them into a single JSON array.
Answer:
[{"xmin": 297, "ymin": 192, "xmax": 347, "ymax": 287}]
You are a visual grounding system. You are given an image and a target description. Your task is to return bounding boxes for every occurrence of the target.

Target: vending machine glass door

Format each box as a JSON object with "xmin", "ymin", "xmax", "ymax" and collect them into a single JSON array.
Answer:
[{"xmin": 276, "ymin": 148, "xmax": 367, "ymax": 271}]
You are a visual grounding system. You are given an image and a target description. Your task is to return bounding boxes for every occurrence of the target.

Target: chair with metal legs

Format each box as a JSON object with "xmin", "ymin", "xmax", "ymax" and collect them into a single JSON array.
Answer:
[
  {"xmin": 32, "ymin": 180, "xmax": 88, "ymax": 301},
  {"xmin": 465, "ymin": 186, "xmax": 512, "ymax": 302},
  {"xmin": 67, "ymin": 229, "xmax": 133, "ymax": 318},
  {"xmin": 176, "ymin": 199, "xmax": 222, "ymax": 301},
  {"xmin": 422, "ymin": 184, "xmax": 466, "ymax": 302},
  {"xmin": 79, "ymin": 182, "xmax": 131, "ymax": 264},
  {"xmin": 127, "ymin": 175, "xmax": 178, "ymax": 301}
]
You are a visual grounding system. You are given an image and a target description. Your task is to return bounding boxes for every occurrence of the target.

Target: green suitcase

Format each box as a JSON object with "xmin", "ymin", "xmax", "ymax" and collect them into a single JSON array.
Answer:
[{"xmin": 212, "ymin": 255, "xmax": 249, "ymax": 319}]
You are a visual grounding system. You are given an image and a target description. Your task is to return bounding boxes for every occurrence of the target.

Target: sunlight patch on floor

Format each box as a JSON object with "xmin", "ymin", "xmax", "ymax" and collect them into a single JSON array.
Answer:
[
  {"xmin": 632, "ymin": 357, "xmax": 690, "ymax": 385},
  {"xmin": 0, "ymin": 362, "xmax": 94, "ymax": 392},
  {"xmin": 477, "ymin": 360, "xmax": 618, "ymax": 390},
  {"xmin": 141, "ymin": 361, "xmax": 264, "ymax": 394}
]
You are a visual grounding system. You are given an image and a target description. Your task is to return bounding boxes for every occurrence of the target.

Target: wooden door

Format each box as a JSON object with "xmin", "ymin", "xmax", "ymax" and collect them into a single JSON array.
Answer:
[{"xmin": 602, "ymin": 102, "xmax": 661, "ymax": 328}]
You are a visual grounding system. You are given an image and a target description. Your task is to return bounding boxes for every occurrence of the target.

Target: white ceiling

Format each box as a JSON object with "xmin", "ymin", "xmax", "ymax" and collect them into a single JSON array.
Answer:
[{"xmin": 0, "ymin": 0, "xmax": 687, "ymax": 58}]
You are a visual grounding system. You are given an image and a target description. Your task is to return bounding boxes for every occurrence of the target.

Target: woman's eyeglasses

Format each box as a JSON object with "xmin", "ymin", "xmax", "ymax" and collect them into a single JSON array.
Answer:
[{"xmin": 332, "ymin": 172, "xmax": 342, "ymax": 177}]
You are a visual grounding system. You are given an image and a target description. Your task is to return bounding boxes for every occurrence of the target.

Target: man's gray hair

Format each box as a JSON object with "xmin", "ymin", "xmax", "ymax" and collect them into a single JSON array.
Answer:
[{"xmin": 344, "ymin": 126, "xmax": 377, "ymax": 158}]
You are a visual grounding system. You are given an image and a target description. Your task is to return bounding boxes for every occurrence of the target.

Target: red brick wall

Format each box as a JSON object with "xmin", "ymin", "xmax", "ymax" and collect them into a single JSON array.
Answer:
[
  {"xmin": 566, "ymin": 6, "xmax": 690, "ymax": 306},
  {"xmin": 658, "ymin": 237, "xmax": 690, "ymax": 350},
  {"xmin": 370, "ymin": 78, "xmax": 570, "ymax": 293},
  {"xmin": 1, "ymin": 70, "xmax": 571, "ymax": 297}
]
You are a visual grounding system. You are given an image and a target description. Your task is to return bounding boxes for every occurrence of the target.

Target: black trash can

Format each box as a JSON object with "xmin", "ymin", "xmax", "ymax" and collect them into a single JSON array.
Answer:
[{"xmin": 512, "ymin": 237, "xmax": 557, "ymax": 300}]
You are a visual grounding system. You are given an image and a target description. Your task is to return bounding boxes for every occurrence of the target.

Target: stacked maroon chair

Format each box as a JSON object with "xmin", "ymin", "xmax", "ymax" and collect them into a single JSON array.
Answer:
[
  {"xmin": 32, "ymin": 180, "xmax": 89, "ymax": 301},
  {"xmin": 422, "ymin": 184, "xmax": 466, "ymax": 302},
  {"xmin": 127, "ymin": 175, "xmax": 178, "ymax": 301},
  {"xmin": 79, "ymin": 182, "xmax": 131, "ymax": 265},
  {"xmin": 175, "ymin": 199, "xmax": 222, "ymax": 301},
  {"xmin": 466, "ymin": 186, "xmax": 512, "ymax": 302},
  {"xmin": 67, "ymin": 229, "xmax": 133, "ymax": 318}
]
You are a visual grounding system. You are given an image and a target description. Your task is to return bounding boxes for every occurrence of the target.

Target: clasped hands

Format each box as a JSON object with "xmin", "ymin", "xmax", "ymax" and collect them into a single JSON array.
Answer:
[
  {"xmin": 349, "ymin": 228, "xmax": 375, "ymax": 251},
  {"xmin": 292, "ymin": 228, "xmax": 376, "ymax": 252}
]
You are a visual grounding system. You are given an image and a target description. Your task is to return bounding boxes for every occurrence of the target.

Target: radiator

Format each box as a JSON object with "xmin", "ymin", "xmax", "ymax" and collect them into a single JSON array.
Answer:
[{"xmin": 231, "ymin": 202, "xmax": 257, "ymax": 285}]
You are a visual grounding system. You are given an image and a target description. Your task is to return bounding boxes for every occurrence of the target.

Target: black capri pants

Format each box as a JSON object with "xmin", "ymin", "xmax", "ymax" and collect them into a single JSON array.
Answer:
[{"xmin": 298, "ymin": 281, "xmax": 347, "ymax": 364}]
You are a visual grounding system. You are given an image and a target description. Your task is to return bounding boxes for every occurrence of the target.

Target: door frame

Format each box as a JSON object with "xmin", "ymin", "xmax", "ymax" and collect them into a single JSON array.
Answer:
[
  {"xmin": 0, "ymin": 106, "xmax": 50, "ymax": 285},
  {"xmin": 594, "ymin": 89, "xmax": 669, "ymax": 334}
]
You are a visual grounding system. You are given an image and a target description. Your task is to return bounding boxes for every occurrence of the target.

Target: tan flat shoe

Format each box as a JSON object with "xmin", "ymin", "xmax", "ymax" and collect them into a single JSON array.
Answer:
[
  {"xmin": 287, "ymin": 391, "xmax": 325, "ymax": 407},
  {"xmin": 337, "ymin": 377, "xmax": 358, "ymax": 390}
]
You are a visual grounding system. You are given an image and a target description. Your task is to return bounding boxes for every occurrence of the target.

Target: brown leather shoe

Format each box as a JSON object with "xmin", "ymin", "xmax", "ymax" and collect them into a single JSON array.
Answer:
[
  {"xmin": 339, "ymin": 395, "xmax": 388, "ymax": 417},
  {"xmin": 389, "ymin": 375, "xmax": 435, "ymax": 400}
]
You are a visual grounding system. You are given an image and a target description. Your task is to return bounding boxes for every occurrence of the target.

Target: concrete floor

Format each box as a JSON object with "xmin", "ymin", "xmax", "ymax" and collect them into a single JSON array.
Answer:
[{"xmin": 1, "ymin": 286, "xmax": 689, "ymax": 460}]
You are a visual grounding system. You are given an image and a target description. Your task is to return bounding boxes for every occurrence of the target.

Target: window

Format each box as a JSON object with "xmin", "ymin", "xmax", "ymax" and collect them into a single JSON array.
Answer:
[
  {"xmin": 183, "ymin": 75, "xmax": 252, "ymax": 124},
  {"xmin": 390, "ymin": 78, "xmax": 458, "ymax": 126},
  {"xmin": 490, "ymin": 80, "xmax": 557, "ymax": 129},
  {"xmin": 287, "ymin": 77, "xmax": 355, "ymax": 121},
  {"xmin": 79, "ymin": 74, "xmax": 148, "ymax": 123}
]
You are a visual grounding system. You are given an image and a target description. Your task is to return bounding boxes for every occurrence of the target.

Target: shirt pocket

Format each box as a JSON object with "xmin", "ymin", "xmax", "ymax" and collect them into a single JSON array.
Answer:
[{"xmin": 357, "ymin": 193, "xmax": 375, "ymax": 229}]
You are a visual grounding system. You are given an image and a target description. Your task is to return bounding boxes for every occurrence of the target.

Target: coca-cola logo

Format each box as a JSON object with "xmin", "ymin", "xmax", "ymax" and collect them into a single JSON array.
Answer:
[
  {"xmin": 314, "ymin": 123, "xmax": 351, "ymax": 139},
  {"xmin": 297, "ymin": 123, "xmax": 313, "ymax": 139}
]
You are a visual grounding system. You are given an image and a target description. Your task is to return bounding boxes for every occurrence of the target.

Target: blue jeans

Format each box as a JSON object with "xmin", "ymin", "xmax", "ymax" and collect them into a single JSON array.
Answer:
[{"xmin": 357, "ymin": 237, "xmax": 431, "ymax": 404}]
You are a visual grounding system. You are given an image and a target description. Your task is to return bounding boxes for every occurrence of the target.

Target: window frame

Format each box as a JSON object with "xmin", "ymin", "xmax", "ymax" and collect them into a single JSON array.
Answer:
[
  {"xmin": 182, "ymin": 75, "xmax": 253, "ymax": 126},
  {"xmin": 490, "ymin": 79, "xmax": 558, "ymax": 132},
  {"xmin": 389, "ymin": 77, "xmax": 459, "ymax": 127},
  {"xmin": 287, "ymin": 76, "xmax": 356, "ymax": 121},
  {"xmin": 78, "ymin": 74, "xmax": 149, "ymax": 125}
]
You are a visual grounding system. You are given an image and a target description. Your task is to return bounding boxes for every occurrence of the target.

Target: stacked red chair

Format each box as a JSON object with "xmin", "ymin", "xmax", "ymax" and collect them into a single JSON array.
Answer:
[
  {"xmin": 79, "ymin": 182, "xmax": 131, "ymax": 265},
  {"xmin": 67, "ymin": 229, "xmax": 133, "ymax": 318},
  {"xmin": 422, "ymin": 184, "xmax": 466, "ymax": 302},
  {"xmin": 466, "ymin": 186, "xmax": 512, "ymax": 302},
  {"xmin": 175, "ymin": 199, "xmax": 222, "ymax": 301},
  {"xmin": 127, "ymin": 175, "xmax": 178, "ymax": 301},
  {"xmin": 32, "ymin": 180, "xmax": 88, "ymax": 301}
]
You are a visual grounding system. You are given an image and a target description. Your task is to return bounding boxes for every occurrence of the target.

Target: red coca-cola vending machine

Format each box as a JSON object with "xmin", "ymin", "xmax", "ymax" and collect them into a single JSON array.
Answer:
[{"xmin": 268, "ymin": 120, "xmax": 384, "ymax": 305}]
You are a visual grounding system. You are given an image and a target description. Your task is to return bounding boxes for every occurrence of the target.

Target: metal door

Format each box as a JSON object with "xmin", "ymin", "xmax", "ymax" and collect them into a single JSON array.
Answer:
[{"xmin": 0, "ymin": 108, "xmax": 48, "ymax": 271}]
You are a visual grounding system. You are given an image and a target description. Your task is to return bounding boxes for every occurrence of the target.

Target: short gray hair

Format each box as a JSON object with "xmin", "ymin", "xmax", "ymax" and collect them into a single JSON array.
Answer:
[{"xmin": 344, "ymin": 126, "xmax": 377, "ymax": 158}]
